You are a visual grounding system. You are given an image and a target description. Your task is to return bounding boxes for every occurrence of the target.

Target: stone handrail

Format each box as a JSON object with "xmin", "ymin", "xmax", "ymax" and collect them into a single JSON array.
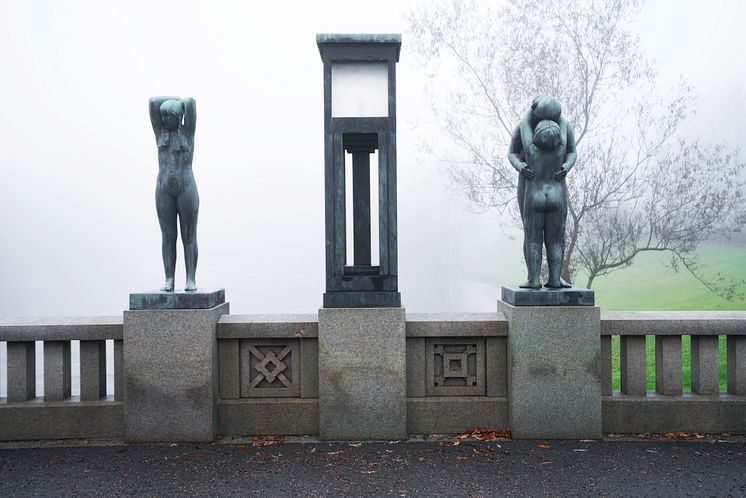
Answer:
[
  {"xmin": 0, "ymin": 316, "xmax": 123, "ymax": 341},
  {"xmin": 217, "ymin": 314, "xmax": 318, "ymax": 338},
  {"xmin": 601, "ymin": 311, "xmax": 746, "ymax": 336},
  {"xmin": 405, "ymin": 312, "xmax": 507, "ymax": 336}
]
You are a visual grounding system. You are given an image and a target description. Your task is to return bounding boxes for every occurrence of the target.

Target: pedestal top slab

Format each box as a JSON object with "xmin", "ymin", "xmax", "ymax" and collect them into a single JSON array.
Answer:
[
  {"xmin": 501, "ymin": 286, "xmax": 594, "ymax": 306},
  {"xmin": 129, "ymin": 288, "xmax": 225, "ymax": 310}
]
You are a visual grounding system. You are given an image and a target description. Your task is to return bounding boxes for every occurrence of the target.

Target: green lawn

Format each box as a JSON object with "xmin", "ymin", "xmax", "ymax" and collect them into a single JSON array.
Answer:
[{"xmin": 582, "ymin": 243, "xmax": 746, "ymax": 392}]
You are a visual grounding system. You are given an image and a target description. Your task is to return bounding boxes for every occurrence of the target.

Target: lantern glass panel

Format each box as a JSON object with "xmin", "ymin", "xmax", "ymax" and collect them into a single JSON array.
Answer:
[{"xmin": 331, "ymin": 62, "xmax": 388, "ymax": 117}]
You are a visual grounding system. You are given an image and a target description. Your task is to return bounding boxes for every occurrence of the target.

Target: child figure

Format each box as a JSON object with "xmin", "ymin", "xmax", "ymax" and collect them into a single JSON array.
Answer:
[{"xmin": 520, "ymin": 119, "xmax": 570, "ymax": 289}]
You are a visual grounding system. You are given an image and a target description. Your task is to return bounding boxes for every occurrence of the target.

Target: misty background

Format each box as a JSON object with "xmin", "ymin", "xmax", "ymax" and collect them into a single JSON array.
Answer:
[{"xmin": 1, "ymin": 0, "xmax": 745, "ymax": 318}]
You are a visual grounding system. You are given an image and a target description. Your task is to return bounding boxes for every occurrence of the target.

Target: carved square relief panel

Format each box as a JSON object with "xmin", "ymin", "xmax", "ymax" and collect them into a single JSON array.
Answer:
[
  {"xmin": 240, "ymin": 339, "xmax": 300, "ymax": 398},
  {"xmin": 426, "ymin": 338, "xmax": 485, "ymax": 396}
]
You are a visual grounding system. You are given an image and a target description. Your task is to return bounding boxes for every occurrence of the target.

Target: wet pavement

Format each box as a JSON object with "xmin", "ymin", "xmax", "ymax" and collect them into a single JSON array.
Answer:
[{"xmin": 1, "ymin": 436, "xmax": 745, "ymax": 497}]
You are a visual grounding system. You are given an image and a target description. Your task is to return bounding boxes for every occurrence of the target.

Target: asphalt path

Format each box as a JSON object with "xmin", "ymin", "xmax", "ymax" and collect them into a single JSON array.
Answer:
[{"xmin": 1, "ymin": 437, "xmax": 745, "ymax": 497}]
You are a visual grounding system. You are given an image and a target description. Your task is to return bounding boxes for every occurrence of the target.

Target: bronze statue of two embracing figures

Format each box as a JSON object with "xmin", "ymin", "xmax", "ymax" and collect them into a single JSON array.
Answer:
[{"xmin": 508, "ymin": 96, "xmax": 577, "ymax": 289}]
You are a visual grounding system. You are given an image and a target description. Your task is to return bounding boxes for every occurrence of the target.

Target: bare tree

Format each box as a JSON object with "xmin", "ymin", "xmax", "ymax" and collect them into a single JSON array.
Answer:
[{"xmin": 408, "ymin": 0, "xmax": 745, "ymax": 295}]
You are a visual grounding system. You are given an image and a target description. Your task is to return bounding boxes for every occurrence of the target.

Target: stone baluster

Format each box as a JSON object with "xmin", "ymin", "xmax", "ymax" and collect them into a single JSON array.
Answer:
[
  {"xmin": 691, "ymin": 335, "xmax": 720, "ymax": 395},
  {"xmin": 727, "ymin": 336, "xmax": 746, "ymax": 395},
  {"xmin": 600, "ymin": 336, "xmax": 612, "ymax": 396},
  {"xmin": 43, "ymin": 341, "xmax": 71, "ymax": 401},
  {"xmin": 620, "ymin": 336, "xmax": 646, "ymax": 396},
  {"xmin": 655, "ymin": 335, "xmax": 682, "ymax": 395},
  {"xmin": 7, "ymin": 341, "xmax": 36, "ymax": 402},
  {"xmin": 486, "ymin": 337, "xmax": 507, "ymax": 397},
  {"xmin": 218, "ymin": 339, "xmax": 240, "ymax": 399},
  {"xmin": 80, "ymin": 340, "xmax": 106, "ymax": 400},
  {"xmin": 114, "ymin": 340, "xmax": 123, "ymax": 401}
]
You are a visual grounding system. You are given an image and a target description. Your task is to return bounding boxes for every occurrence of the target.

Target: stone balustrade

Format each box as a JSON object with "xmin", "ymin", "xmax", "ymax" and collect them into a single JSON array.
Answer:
[
  {"xmin": 601, "ymin": 311, "xmax": 746, "ymax": 433},
  {"xmin": 0, "ymin": 316, "xmax": 124, "ymax": 440},
  {"xmin": 1, "ymin": 311, "xmax": 745, "ymax": 441}
]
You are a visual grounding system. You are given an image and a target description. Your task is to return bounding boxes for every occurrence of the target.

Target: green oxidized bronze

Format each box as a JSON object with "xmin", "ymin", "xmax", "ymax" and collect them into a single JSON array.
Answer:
[{"xmin": 508, "ymin": 96, "xmax": 577, "ymax": 289}]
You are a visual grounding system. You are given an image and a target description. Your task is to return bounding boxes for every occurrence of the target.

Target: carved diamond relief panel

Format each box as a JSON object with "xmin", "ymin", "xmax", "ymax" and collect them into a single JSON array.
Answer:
[
  {"xmin": 426, "ymin": 338, "xmax": 485, "ymax": 396},
  {"xmin": 240, "ymin": 339, "xmax": 300, "ymax": 397}
]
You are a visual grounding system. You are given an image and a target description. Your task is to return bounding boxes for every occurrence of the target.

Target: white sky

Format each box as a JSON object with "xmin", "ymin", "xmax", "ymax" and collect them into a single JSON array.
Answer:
[{"xmin": 0, "ymin": 0, "xmax": 744, "ymax": 316}]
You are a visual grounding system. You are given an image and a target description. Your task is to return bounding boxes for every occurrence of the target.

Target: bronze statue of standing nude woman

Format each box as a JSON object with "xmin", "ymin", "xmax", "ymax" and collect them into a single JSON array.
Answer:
[
  {"xmin": 507, "ymin": 95, "xmax": 577, "ymax": 289},
  {"xmin": 149, "ymin": 96, "xmax": 199, "ymax": 292}
]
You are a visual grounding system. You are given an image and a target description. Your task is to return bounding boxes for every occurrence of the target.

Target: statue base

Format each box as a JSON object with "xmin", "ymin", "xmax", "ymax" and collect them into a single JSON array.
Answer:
[
  {"xmin": 323, "ymin": 290, "xmax": 401, "ymax": 308},
  {"xmin": 501, "ymin": 285, "xmax": 594, "ymax": 306},
  {"xmin": 129, "ymin": 288, "xmax": 226, "ymax": 310}
]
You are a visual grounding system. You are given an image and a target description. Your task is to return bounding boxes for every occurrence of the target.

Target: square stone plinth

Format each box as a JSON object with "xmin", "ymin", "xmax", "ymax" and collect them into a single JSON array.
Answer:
[
  {"xmin": 129, "ymin": 288, "xmax": 225, "ymax": 310},
  {"xmin": 123, "ymin": 302, "xmax": 229, "ymax": 442},
  {"xmin": 498, "ymin": 300, "xmax": 601, "ymax": 439},
  {"xmin": 501, "ymin": 286, "xmax": 594, "ymax": 306},
  {"xmin": 318, "ymin": 308, "xmax": 406, "ymax": 440}
]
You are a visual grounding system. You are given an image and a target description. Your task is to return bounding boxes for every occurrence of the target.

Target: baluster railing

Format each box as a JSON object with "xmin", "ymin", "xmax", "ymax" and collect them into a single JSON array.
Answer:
[
  {"xmin": 7, "ymin": 341, "xmax": 35, "ymax": 402},
  {"xmin": 728, "ymin": 335, "xmax": 746, "ymax": 395},
  {"xmin": 655, "ymin": 335, "xmax": 682, "ymax": 395},
  {"xmin": 691, "ymin": 335, "xmax": 719, "ymax": 395},
  {"xmin": 44, "ymin": 341, "xmax": 71, "ymax": 401},
  {"xmin": 620, "ymin": 336, "xmax": 647, "ymax": 396}
]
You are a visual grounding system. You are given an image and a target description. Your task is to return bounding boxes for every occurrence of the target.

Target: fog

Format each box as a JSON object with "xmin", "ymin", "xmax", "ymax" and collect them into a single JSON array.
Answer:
[{"xmin": 0, "ymin": 0, "xmax": 744, "ymax": 317}]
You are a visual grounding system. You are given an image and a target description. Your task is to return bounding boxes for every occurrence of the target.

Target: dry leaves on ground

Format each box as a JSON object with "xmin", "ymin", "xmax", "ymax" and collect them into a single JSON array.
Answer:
[
  {"xmin": 452, "ymin": 427, "xmax": 512, "ymax": 442},
  {"xmin": 607, "ymin": 432, "xmax": 707, "ymax": 441},
  {"xmin": 240, "ymin": 435, "xmax": 284, "ymax": 448}
]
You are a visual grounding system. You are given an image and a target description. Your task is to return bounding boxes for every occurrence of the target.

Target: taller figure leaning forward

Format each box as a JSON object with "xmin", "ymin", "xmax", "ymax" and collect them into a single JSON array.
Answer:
[
  {"xmin": 508, "ymin": 95, "xmax": 577, "ymax": 289},
  {"xmin": 149, "ymin": 96, "xmax": 199, "ymax": 292}
]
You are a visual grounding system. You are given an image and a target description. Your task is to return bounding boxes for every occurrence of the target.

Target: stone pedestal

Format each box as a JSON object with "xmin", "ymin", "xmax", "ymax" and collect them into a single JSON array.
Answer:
[
  {"xmin": 501, "ymin": 285, "xmax": 595, "ymax": 306},
  {"xmin": 498, "ymin": 299, "xmax": 601, "ymax": 439},
  {"xmin": 130, "ymin": 288, "xmax": 225, "ymax": 310},
  {"xmin": 123, "ymin": 289, "xmax": 227, "ymax": 443},
  {"xmin": 318, "ymin": 308, "xmax": 406, "ymax": 440}
]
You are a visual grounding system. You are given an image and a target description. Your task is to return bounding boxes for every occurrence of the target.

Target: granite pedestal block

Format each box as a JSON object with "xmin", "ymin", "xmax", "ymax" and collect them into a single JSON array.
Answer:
[
  {"xmin": 123, "ymin": 301, "xmax": 229, "ymax": 443},
  {"xmin": 129, "ymin": 288, "xmax": 225, "ymax": 310},
  {"xmin": 318, "ymin": 308, "xmax": 406, "ymax": 440},
  {"xmin": 498, "ymin": 300, "xmax": 601, "ymax": 439},
  {"xmin": 501, "ymin": 286, "xmax": 594, "ymax": 306}
]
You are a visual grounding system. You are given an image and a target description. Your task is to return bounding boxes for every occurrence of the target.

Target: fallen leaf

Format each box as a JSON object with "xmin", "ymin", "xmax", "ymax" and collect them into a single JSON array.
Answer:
[
  {"xmin": 249, "ymin": 435, "xmax": 285, "ymax": 448},
  {"xmin": 451, "ymin": 427, "xmax": 511, "ymax": 442},
  {"xmin": 457, "ymin": 456, "xmax": 468, "ymax": 461},
  {"xmin": 537, "ymin": 444, "xmax": 550, "ymax": 449},
  {"xmin": 348, "ymin": 442, "xmax": 362, "ymax": 447},
  {"xmin": 665, "ymin": 432, "xmax": 691, "ymax": 440}
]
